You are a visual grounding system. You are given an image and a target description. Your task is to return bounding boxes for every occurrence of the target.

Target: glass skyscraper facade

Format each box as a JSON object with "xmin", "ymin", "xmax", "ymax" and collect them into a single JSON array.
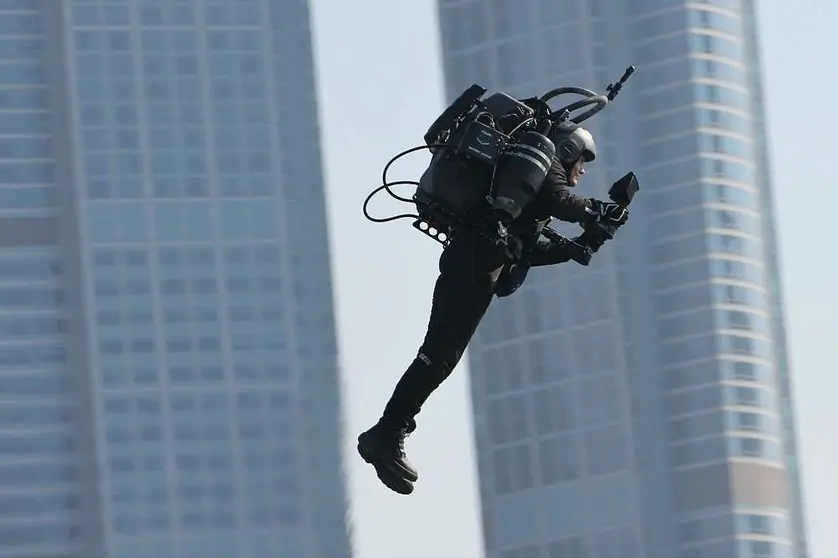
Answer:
[
  {"xmin": 436, "ymin": 1, "xmax": 808, "ymax": 557},
  {"xmin": 0, "ymin": 1, "xmax": 349, "ymax": 557}
]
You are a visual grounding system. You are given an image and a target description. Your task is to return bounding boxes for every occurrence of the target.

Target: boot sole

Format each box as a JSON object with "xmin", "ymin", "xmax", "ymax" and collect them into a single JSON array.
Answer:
[
  {"xmin": 357, "ymin": 443, "xmax": 414, "ymax": 495},
  {"xmin": 357, "ymin": 433, "xmax": 420, "ymax": 482}
]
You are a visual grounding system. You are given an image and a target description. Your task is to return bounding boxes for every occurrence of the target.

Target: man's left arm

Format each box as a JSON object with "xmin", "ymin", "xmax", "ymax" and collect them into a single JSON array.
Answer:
[{"xmin": 528, "ymin": 227, "xmax": 611, "ymax": 267}]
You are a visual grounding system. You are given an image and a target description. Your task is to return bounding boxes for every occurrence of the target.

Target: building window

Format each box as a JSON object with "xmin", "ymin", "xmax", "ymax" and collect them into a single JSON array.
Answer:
[
  {"xmin": 547, "ymin": 536, "xmax": 586, "ymax": 558},
  {"xmin": 585, "ymin": 425, "xmax": 627, "ymax": 475},
  {"xmin": 733, "ymin": 361, "xmax": 761, "ymax": 381},
  {"xmin": 488, "ymin": 394, "xmax": 529, "ymax": 444},
  {"xmin": 538, "ymin": 432, "xmax": 580, "ymax": 486},
  {"xmin": 750, "ymin": 540, "xmax": 773, "ymax": 557},
  {"xmin": 493, "ymin": 443, "xmax": 534, "ymax": 494},
  {"xmin": 747, "ymin": 514, "xmax": 770, "ymax": 534},
  {"xmin": 734, "ymin": 512, "xmax": 789, "ymax": 538},
  {"xmin": 739, "ymin": 437, "xmax": 762, "ymax": 457},
  {"xmin": 727, "ymin": 436, "xmax": 780, "ymax": 461},
  {"xmin": 734, "ymin": 386, "xmax": 758, "ymax": 405}
]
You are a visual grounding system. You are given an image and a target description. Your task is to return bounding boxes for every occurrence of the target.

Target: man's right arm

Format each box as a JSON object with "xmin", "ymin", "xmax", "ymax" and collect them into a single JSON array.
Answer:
[
  {"xmin": 540, "ymin": 159, "xmax": 630, "ymax": 238},
  {"xmin": 538, "ymin": 158, "xmax": 595, "ymax": 224}
]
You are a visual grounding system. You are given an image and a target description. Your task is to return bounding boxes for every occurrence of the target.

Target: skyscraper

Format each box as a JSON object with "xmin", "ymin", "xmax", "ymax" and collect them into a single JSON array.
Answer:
[
  {"xmin": 436, "ymin": 1, "xmax": 807, "ymax": 557},
  {"xmin": 0, "ymin": 1, "xmax": 349, "ymax": 557}
]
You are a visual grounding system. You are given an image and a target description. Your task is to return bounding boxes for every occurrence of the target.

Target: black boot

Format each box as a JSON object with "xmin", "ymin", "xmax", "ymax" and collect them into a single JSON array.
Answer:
[
  {"xmin": 367, "ymin": 459, "xmax": 415, "ymax": 496},
  {"xmin": 357, "ymin": 418, "xmax": 419, "ymax": 495}
]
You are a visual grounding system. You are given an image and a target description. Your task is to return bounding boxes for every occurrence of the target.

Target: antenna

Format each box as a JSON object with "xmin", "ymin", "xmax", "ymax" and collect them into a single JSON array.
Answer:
[{"xmin": 606, "ymin": 65, "xmax": 636, "ymax": 101}]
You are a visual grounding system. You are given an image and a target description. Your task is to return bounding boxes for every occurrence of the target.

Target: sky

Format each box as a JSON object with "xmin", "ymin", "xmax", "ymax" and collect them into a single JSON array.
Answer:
[{"xmin": 308, "ymin": 2, "xmax": 838, "ymax": 558}]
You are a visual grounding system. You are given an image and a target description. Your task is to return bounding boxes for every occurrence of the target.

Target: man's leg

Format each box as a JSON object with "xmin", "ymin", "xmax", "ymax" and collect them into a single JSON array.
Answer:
[{"xmin": 358, "ymin": 235, "xmax": 502, "ymax": 493}]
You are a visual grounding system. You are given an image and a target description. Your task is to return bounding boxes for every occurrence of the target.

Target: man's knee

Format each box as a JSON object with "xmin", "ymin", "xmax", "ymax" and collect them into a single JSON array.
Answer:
[{"xmin": 415, "ymin": 342, "xmax": 463, "ymax": 380}]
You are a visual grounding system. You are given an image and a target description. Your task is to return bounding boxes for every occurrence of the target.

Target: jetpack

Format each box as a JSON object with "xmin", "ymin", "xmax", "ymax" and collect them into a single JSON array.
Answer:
[{"xmin": 362, "ymin": 65, "xmax": 638, "ymax": 248}]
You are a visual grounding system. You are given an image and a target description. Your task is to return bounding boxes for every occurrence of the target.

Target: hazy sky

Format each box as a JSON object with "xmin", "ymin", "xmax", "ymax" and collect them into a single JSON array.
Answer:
[{"xmin": 309, "ymin": 2, "xmax": 838, "ymax": 557}]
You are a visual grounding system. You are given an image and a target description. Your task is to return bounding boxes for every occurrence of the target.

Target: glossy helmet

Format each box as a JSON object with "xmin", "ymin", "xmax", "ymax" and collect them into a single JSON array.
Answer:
[{"xmin": 553, "ymin": 123, "xmax": 597, "ymax": 165}]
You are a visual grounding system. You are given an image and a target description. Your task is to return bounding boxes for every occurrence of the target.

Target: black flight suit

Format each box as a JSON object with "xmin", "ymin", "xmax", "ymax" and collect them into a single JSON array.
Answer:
[
  {"xmin": 381, "ymin": 158, "xmax": 597, "ymax": 426},
  {"xmin": 357, "ymin": 157, "xmax": 609, "ymax": 495}
]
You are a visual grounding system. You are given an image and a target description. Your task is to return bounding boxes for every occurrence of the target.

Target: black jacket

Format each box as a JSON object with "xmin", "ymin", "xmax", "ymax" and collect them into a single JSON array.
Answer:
[
  {"xmin": 495, "ymin": 159, "xmax": 605, "ymax": 296},
  {"xmin": 515, "ymin": 156, "xmax": 593, "ymax": 225},
  {"xmin": 507, "ymin": 158, "xmax": 597, "ymax": 266}
]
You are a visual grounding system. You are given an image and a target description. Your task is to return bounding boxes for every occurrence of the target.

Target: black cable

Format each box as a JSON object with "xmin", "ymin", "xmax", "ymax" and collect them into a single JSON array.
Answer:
[
  {"xmin": 362, "ymin": 143, "xmax": 447, "ymax": 224},
  {"xmin": 362, "ymin": 183, "xmax": 418, "ymax": 223}
]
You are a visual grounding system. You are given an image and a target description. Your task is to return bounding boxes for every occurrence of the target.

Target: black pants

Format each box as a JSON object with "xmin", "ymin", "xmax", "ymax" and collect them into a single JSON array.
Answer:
[{"xmin": 381, "ymin": 230, "xmax": 507, "ymax": 427}]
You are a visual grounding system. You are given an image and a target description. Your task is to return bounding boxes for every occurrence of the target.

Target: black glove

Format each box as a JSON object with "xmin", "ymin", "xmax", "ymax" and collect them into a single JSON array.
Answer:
[
  {"xmin": 568, "ymin": 225, "xmax": 617, "ymax": 266},
  {"xmin": 538, "ymin": 226, "xmax": 595, "ymax": 267},
  {"xmin": 577, "ymin": 228, "xmax": 608, "ymax": 250},
  {"xmin": 584, "ymin": 199, "xmax": 629, "ymax": 239},
  {"xmin": 565, "ymin": 234, "xmax": 596, "ymax": 266}
]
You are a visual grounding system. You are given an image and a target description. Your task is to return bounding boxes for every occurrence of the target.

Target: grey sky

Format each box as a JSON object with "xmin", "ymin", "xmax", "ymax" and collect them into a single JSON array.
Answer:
[{"xmin": 309, "ymin": 1, "xmax": 837, "ymax": 557}]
